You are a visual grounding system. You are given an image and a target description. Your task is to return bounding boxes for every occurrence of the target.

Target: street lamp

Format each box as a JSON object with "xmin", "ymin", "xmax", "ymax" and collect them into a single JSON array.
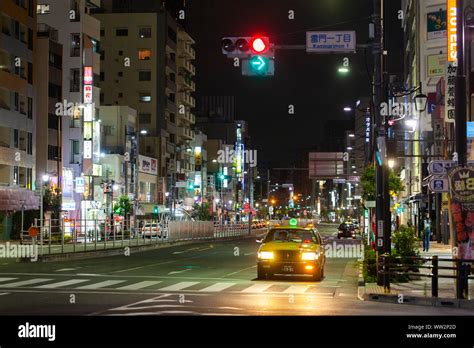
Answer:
[
  {"xmin": 388, "ymin": 159, "xmax": 395, "ymax": 169},
  {"xmin": 338, "ymin": 67, "xmax": 349, "ymax": 74},
  {"xmin": 343, "ymin": 107, "xmax": 352, "ymax": 112},
  {"xmin": 413, "ymin": 92, "xmax": 428, "ymax": 112},
  {"xmin": 40, "ymin": 175, "xmax": 50, "ymax": 236}
]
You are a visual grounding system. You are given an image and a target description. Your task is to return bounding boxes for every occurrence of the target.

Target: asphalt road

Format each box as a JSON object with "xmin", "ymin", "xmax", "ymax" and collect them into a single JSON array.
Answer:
[{"xmin": 0, "ymin": 224, "xmax": 471, "ymax": 315}]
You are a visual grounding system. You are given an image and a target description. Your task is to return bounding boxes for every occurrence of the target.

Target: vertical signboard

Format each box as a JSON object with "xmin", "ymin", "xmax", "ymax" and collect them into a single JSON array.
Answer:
[
  {"xmin": 447, "ymin": 0, "xmax": 457, "ymax": 62},
  {"xmin": 448, "ymin": 167, "xmax": 474, "ymax": 260}
]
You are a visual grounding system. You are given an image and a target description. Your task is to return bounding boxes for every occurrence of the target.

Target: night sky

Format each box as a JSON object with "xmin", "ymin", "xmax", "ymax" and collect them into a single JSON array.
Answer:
[{"xmin": 186, "ymin": 0, "xmax": 403, "ymax": 166}]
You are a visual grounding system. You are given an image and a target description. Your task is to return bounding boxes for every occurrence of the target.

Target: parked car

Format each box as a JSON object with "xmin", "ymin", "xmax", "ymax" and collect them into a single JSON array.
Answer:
[{"xmin": 141, "ymin": 222, "xmax": 161, "ymax": 238}]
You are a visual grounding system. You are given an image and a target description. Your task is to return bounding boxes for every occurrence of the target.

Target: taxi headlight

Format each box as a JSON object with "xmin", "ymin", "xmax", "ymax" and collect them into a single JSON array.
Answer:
[
  {"xmin": 301, "ymin": 252, "xmax": 319, "ymax": 261},
  {"xmin": 258, "ymin": 251, "xmax": 274, "ymax": 260}
]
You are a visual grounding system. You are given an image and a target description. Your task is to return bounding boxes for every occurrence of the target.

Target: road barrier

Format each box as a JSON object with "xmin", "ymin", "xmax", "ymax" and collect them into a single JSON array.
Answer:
[
  {"xmin": 17, "ymin": 218, "xmax": 253, "ymax": 256},
  {"xmin": 378, "ymin": 254, "xmax": 474, "ymax": 300}
]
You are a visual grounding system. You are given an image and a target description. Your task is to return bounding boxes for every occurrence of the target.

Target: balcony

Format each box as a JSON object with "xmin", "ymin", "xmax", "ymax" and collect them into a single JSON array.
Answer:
[
  {"xmin": 179, "ymin": 127, "xmax": 194, "ymax": 141},
  {"xmin": 166, "ymin": 98, "xmax": 177, "ymax": 114},
  {"xmin": 179, "ymin": 92, "xmax": 195, "ymax": 107},
  {"xmin": 166, "ymin": 76, "xmax": 177, "ymax": 92},
  {"xmin": 166, "ymin": 141, "xmax": 175, "ymax": 155},
  {"xmin": 182, "ymin": 110, "xmax": 195, "ymax": 124},
  {"xmin": 37, "ymin": 23, "xmax": 58, "ymax": 42},
  {"xmin": 178, "ymin": 75, "xmax": 195, "ymax": 91},
  {"xmin": 166, "ymin": 57, "xmax": 177, "ymax": 72},
  {"xmin": 179, "ymin": 42, "xmax": 195, "ymax": 59},
  {"xmin": 179, "ymin": 58, "xmax": 195, "ymax": 75}
]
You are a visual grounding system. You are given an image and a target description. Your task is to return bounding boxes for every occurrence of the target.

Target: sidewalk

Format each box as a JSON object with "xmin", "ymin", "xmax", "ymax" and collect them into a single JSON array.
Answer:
[{"xmin": 363, "ymin": 242, "xmax": 474, "ymax": 307}]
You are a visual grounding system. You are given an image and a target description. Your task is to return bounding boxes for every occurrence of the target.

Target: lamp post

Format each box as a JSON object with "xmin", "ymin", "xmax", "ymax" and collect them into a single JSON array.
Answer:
[{"xmin": 40, "ymin": 174, "xmax": 50, "ymax": 236}]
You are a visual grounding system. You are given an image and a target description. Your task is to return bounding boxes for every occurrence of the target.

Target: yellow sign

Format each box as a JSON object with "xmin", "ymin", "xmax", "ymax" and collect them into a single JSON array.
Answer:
[{"xmin": 447, "ymin": 0, "xmax": 457, "ymax": 62}]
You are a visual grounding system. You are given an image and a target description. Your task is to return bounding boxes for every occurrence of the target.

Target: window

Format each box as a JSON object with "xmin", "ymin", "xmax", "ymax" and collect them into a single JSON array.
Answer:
[
  {"xmin": 70, "ymin": 140, "xmax": 80, "ymax": 163},
  {"xmin": 118, "ymin": 71, "xmax": 123, "ymax": 77},
  {"xmin": 49, "ymin": 52, "xmax": 62, "ymax": 69},
  {"xmin": 102, "ymin": 125, "xmax": 113, "ymax": 136},
  {"xmin": 28, "ymin": 0, "xmax": 33, "ymax": 17},
  {"xmin": 100, "ymin": 71, "xmax": 104, "ymax": 81},
  {"xmin": 138, "ymin": 71, "xmax": 151, "ymax": 81},
  {"xmin": 100, "ymin": 92, "xmax": 104, "ymax": 103},
  {"xmin": 27, "ymin": 132, "xmax": 32, "ymax": 155},
  {"xmin": 100, "ymin": 29, "xmax": 105, "ymax": 37},
  {"xmin": 14, "ymin": 92, "xmax": 19, "ymax": 111},
  {"xmin": 1, "ymin": 14, "xmax": 11, "ymax": 36},
  {"xmin": 13, "ymin": 129, "xmax": 19, "ymax": 148},
  {"xmin": 170, "ymin": 113, "xmax": 175, "ymax": 123},
  {"xmin": 118, "ymin": 50, "xmax": 123, "ymax": 56},
  {"xmin": 37, "ymin": 4, "xmax": 50, "ymax": 14},
  {"xmin": 70, "ymin": 33, "xmax": 80, "ymax": 57},
  {"xmin": 139, "ymin": 93, "xmax": 151, "ymax": 103},
  {"xmin": 138, "ymin": 27, "xmax": 151, "ymax": 38},
  {"xmin": 139, "ymin": 113, "xmax": 151, "ymax": 124},
  {"xmin": 49, "ymin": 83, "xmax": 62, "ymax": 100},
  {"xmin": 167, "ymin": 27, "xmax": 177, "ymax": 43},
  {"xmin": 28, "ymin": 28, "xmax": 33, "ymax": 50},
  {"xmin": 48, "ymin": 113, "xmax": 58, "ymax": 130},
  {"xmin": 27, "ymin": 62, "xmax": 32, "ymax": 84},
  {"xmin": 115, "ymin": 28, "xmax": 128, "ymax": 37},
  {"xmin": 27, "ymin": 97, "xmax": 32, "ymax": 119},
  {"xmin": 118, "ymin": 92, "xmax": 123, "ymax": 98},
  {"xmin": 48, "ymin": 145, "xmax": 60, "ymax": 160},
  {"xmin": 138, "ymin": 49, "xmax": 152, "ymax": 60},
  {"xmin": 13, "ymin": 166, "xmax": 19, "ymax": 185},
  {"xmin": 70, "ymin": 68, "xmax": 80, "ymax": 92},
  {"xmin": 169, "ymin": 133, "xmax": 175, "ymax": 144}
]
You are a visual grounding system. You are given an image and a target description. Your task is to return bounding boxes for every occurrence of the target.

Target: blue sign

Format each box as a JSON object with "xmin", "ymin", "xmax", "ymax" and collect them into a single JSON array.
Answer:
[
  {"xmin": 467, "ymin": 122, "xmax": 474, "ymax": 138},
  {"xmin": 306, "ymin": 31, "xmax": 356, "ymax": 53}
]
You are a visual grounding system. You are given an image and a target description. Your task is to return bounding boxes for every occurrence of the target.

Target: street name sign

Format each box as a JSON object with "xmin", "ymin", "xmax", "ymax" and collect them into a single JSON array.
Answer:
[
  {"xmin": 306, "ymin": 31, "xmax": 356, "ymax": 53},
  {"xmin": 428, "ymin": 160, "xmax": 474, "ymax": 175}
]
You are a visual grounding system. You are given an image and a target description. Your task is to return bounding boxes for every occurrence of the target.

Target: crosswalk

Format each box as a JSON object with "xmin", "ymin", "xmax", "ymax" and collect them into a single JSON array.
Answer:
[{"xmin": 0, "ymin": 276, "xmax": 341, "ymax": 295}]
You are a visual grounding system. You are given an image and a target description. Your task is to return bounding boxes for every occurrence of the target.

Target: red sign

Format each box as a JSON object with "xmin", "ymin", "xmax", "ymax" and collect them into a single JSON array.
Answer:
[
  {"xmin": 84, "ymin": 67, "xmax": 93, "ymax": 85},
  {"xmin": 244, "ymin": 202, "xmax": 250, "ymax": 213}
]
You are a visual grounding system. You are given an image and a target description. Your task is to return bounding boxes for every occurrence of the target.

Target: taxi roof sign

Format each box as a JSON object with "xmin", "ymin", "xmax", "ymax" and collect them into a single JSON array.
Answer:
[{"xmin": 289, "ymin": 218, "xmax": 298, "ymax": 226}]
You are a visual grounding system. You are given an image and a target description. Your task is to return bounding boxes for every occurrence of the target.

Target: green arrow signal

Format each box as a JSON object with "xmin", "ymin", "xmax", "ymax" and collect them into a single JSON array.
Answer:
[{"xmin": 251, "ymin": 56, "xmax": 266, "ymax": 71}]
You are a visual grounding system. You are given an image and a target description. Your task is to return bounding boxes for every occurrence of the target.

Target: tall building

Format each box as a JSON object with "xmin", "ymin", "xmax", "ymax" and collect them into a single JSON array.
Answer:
[
  {"xmin": 94, "ymin": 2, "xmax": 196, "ymax": 208},
  {"xmin": 34, "ymin": 23, "xmax": 62, "ymax": 192},
  {"xmin": 38, "ymin": 0, "xmax": 103, "ymax": 222},
  {"xmin": 0, "ymin": 0, "xmax": 38, "ymax": 227}
]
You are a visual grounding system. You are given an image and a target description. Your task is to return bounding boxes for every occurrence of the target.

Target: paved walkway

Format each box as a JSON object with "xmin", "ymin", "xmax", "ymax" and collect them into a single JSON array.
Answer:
[{"xmin": 365, "ymin": 242, "xmax": 473, "ymax": 300}]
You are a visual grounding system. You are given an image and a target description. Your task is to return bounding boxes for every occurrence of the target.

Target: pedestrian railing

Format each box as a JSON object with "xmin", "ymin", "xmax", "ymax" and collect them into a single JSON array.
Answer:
[
  {"xmin": 377, "ymin": 254, "xmax": 474, "ymax": 300},
  {"xmin": 16, "ymin": 219, "xmax": 253, "ymax": 256}
]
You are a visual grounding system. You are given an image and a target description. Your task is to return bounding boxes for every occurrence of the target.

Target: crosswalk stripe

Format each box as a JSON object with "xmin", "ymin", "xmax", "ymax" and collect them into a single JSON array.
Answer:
[
  {"xmin": 158, "ymin": 282, "xmax": 199, "ymax": 291},
  {"xmin": 76, "ymin": 280, "xmax": 126, "ymax": 289},
  {"xmin": 35, "ymin": 279, "xmax": 90, "ymax": 289},
  {"xmin": 0, "ymin": 279, "xmax": 52, "ymax": 287},
  {"xmin": 241, "ymin": 283, "xmax": 273, "ymax": 293},
  {"xmin": 0, "ymin": 278, "xmax": 17, "ymax": 283},
  {"xmin": 117, "ymin": 281, "xmax": 162, "ymax": 290},
  {"xmin": 199, "ymin": 283, "xmax": 236, "ymax": 292},
  {"xmin": 283, "ymin": 285, "xmax": 310, "ymax": 294}
]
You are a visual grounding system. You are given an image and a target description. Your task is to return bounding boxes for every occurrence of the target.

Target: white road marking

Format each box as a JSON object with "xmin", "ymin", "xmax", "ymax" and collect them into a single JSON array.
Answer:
[
  {"xmin": 35, "ymin": 279, "xmax": 90, "ymax": 289},
  {"xmin": 0, "ymin": 279, "xmax": 52, "ymax": 287},
  {"xmin": 0, "ymin": 292, "xmax": 10, "ymax": 296},
  {"xmin": 158, "ymin": 282, "xmax": 199, "ymax": 291},
  {"xmin": 117, "ymin": 281, "xmax": 162, "ymax": 290},
  {"xmin": 241, "ymin": 283, "xmax": 273, "ymax": 293},
  {"xmin": 76, "ymin": 280, "xmax": 126, "ymax": 289},
  {"xmin": 168, "ymin": 269, "xmax": 192, "ymax": 275},
  {"xmin": 283, "ymin": 285, "xmax": 310, "ymax": 294},
  {"xmin": 199, "ymin": 283, "xmax": 236, "ymax": 292},
  {"xmin": 221, "ymin": 265, "xmax": 256, "ymax": 278},
  {"xmin": 55, "ymin": 268, "xmax": 79, "ymax": 272},
  {"xmin": 0, "ymin": 278, "xmax": 17, "ymax": 283}
]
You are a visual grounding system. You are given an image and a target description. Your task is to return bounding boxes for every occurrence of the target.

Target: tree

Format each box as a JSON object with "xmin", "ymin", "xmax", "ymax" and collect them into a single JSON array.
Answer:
[
  {"xmin": 192, "ymin": 203, "xmax": 211, "ymax": 221},
  {"xmin": 360, "ymin": 165, "xmax": 403, "ymax": 201},
  {"xmin": 114, "ymin": 195, "xmax": 133, "ymax": 216}
]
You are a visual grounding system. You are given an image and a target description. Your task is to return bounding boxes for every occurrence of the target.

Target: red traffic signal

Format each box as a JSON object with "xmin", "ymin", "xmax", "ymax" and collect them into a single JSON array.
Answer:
[
  {"xmin": 221, "ymin": 36, "xmax": 271, "ymax": 57},
  {"xmin": 250, "ymin": 37, "xmax": 269, "ymax": 54}
]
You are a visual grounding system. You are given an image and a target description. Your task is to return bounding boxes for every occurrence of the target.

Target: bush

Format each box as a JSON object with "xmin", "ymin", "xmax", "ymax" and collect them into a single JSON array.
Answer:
[
  {"xmin": 363, "ymin": 246, "xmax": 377, "ymax": 283},
  {"xmin": 391, "ymin": 225, "xmax": 422, "ymax": 282}
]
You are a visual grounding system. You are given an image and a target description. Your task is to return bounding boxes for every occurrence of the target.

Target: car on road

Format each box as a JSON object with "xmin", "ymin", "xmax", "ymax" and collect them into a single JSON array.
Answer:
[
  {"xmin": 141, "ymin": 222, "xmax": 161, "ymax": 238},
  {"xmin": 256, "ymin": 225, "xmax": 325, "ymax": 281},
  {"xmin": 337, "ymin": 222, "xmax": 356, "ymax": 239}
]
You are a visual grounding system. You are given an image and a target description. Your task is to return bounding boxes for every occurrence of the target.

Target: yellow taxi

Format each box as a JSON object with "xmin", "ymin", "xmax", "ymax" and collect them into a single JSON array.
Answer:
[{"xmin": 256, "ymin": 219, "xmax": 325, "ymax": 281}]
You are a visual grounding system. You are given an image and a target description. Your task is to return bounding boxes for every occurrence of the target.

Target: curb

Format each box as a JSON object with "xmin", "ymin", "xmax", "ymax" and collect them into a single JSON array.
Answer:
[
  {"xmin": 364, "ymin": 292, "xmax": 474, "ymax": 310},
  {"xmin": 28, "ymin": 231, "xmax": 264, "ymax": 263}
]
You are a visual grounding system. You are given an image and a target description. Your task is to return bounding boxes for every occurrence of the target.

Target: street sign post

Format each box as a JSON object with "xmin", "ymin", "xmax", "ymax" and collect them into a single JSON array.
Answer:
[
  {"xmin": 429, "ymin": 175, "xmax": 449, "ymax": 192},
  {"xmin": 306, "ymin": 31, "xmax": 356, "ymax": 54}
]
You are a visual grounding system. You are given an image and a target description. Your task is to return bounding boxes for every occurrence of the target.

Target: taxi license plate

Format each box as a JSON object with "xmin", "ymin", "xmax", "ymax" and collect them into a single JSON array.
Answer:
[{"xmin": 282, "ymin": 265, "xmax": 294, "ymax": 273}]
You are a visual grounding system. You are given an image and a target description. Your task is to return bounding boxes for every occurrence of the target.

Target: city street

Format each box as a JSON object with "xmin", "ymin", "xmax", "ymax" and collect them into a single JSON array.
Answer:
[{"xmin": 0, "ymin": 224, "xmax": 470, "ymax": 316}]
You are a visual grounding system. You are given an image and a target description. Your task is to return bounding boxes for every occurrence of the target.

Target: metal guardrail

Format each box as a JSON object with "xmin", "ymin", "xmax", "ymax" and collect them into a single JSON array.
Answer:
[
  {"xmin": 18, "ymin": 219, "xmax": 253, "ymax": 256},
  {"xmin": 377, "ymin": 254, "xmax": 474, "ymax": 300}
]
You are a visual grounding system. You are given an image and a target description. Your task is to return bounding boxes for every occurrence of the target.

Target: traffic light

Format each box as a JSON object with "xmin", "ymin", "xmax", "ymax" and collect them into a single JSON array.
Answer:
[
  {"xmin": 154, "ymin": 206, "xmax": 158, "ymax": 214},
  {"xmin": 221, "ymin": 36, "xmax": 275, "ymax": 76}
]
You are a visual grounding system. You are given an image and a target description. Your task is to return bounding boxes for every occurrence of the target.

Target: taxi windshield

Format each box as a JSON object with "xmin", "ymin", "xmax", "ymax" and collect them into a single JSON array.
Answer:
[{"xmin": 264, "ymin": 229, "xmax": 317, "ymax": 243}]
